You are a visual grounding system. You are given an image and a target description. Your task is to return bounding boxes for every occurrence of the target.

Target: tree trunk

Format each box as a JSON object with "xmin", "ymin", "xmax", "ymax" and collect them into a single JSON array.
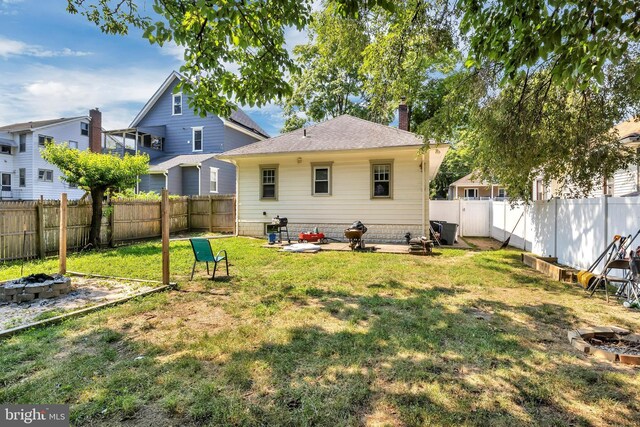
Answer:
[{"xmin": 89, "ymin": 187, "xmax": 105, "ymax": 249}]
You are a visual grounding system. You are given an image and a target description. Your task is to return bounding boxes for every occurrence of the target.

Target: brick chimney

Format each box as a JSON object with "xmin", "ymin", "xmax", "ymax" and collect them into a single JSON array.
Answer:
[
  {"xmin": 398, "ymin": 97, "xmax": 409, "ymax": 132},
  {"xmin": 89, "ymin": 108, "xmax": 102, "ymax": 152}
]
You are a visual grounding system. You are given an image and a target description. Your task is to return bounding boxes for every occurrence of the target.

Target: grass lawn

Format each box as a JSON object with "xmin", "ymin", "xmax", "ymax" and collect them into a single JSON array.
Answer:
[{"xmin": 1, "ymin": 237, "xmax": 639, "ymax": 426}]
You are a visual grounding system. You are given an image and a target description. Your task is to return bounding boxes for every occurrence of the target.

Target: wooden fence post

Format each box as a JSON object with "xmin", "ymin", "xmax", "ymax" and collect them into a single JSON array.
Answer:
[
  {"xmin": 161, "ymin": 189, "xmax": 170, "ymax": 286},
  {"xmin": 37, "ymin": 195, "xmax": 45, "ymax": 259},
  {"xmin": 186, "ymin": 197, "xmax": 191, "ymax": 231},
  {"xmin": 59, "ymin": 193, "xmax": 67, "ymax": 274},
  {"xmin": 109, "ymin": 197, "xmax": 115, "ymax": 247},
  {"xmin": 208, "ymin": 195, "xmax": 213, "ymax": 233}
]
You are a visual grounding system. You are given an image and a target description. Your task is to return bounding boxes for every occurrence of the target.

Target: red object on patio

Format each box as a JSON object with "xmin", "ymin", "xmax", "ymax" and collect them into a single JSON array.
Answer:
[{"xmin": 298, "ymin": 232, "xmax": 327, "ymax": 243}]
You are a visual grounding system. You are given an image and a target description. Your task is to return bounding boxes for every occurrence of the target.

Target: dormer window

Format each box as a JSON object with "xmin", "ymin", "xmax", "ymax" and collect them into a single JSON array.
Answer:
[{"xmin": 172, "ymin": 93, "xmax": 182, "ymax": 115}]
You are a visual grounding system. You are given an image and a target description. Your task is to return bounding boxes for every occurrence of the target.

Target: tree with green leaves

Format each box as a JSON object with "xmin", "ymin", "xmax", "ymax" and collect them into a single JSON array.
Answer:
[
  {"xmin": 66, "ymin": 0, "xmax": 640, "ymax": 201},
  {"xmin": 42, "ymin": 143, "xmax": 149, "ymax": 248},
  {"xmin": 281, "ymin": 5, "xmax": 369, "ymax": 132}
]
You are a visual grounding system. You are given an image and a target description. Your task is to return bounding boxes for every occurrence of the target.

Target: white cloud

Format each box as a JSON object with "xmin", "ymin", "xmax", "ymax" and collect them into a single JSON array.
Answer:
[
  {"xmin": 0, "ymin": 36, "xmax": 92, "ymax": 58},
  {"xmin": 0, "ymin": 65, "xmax": 173, "ymax": 129},
  {"xmin": 158, "ymin": 40, "xmax": 185, "ymax": 62}
]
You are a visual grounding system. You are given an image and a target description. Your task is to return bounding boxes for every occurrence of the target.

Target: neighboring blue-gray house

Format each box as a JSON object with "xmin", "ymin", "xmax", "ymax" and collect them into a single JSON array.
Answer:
[{"xmin": 105, "ymin": 71, "xmax": 268, "ymax": 195}]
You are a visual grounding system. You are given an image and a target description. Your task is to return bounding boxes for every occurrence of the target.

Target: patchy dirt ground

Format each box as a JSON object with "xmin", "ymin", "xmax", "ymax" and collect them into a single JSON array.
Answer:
[
  {"xmin": 462, "ymin": 236, "xmax": 503, "ymax": 250},
  {"xmin": 0, "ymin": 277, "xmax": 155, "ymax": 332}
]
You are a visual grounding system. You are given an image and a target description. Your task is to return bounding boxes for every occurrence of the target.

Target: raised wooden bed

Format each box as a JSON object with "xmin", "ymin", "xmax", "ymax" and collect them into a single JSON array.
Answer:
[{"xmin": 521, "ymin": 253, "xmax": 576, "ymax": 283}]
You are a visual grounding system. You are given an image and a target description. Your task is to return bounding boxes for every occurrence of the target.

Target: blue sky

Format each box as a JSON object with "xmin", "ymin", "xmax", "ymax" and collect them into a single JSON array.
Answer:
[{"xmin": 0, "ymin": 0, "xmax": 306, "ymax": 136}]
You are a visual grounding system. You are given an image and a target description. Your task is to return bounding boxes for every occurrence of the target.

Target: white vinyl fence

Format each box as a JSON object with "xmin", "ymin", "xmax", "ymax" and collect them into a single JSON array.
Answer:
[{"xmin": 430, "ymin": 197, "xmax": 640, "ymax": 270}]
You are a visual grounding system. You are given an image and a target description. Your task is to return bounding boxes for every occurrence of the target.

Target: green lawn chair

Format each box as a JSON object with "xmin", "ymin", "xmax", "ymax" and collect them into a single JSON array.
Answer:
[{"xmin": 189, "ymin": 238, "xmax": 229, "ymax": 280}]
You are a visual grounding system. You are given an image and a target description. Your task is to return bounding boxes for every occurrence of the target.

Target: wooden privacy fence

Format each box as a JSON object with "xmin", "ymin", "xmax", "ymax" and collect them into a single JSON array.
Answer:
[{"xmin": 0, "ymin": 195, "xmax": 235, "ymax": 262}]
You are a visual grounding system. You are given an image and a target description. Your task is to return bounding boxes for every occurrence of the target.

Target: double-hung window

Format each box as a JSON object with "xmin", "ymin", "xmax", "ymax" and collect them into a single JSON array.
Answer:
[
  {"xmin": 210, "ymin": 167, "xmax": 219, "ymax": 193},
  {"xmin": 312, "ymin": 163, "xmax": 332, "ymax": 196},
  {"xmin": 371, "ymin": 161, "xmax": 393, "ymax": 198},
  {"xmin": 192, "ymin": 127, "xmax": 203, "ymax": 152},
  {"xmin": 19, "ymin": 168, "xmax": 26, "ymax": 187},
  {"xmin": 38, "ymin": 135, "xmax": 53, "ymax": 146},
  {"xmin": 260, "ymin": 165, "xmax": 278, "ymax": 199},
  {"xmin": 172, "ymin": 93, "xmax": 182, "ymax": 115},
  {"xmin": 0, "ymin": 145, "xmax": 10, "ymax": 154},
  {"xmin": 19, "ymin": 134, "xmax": 26, "ymax": 152},
  {"xmin": 80, "ymin": 122, "xmax": 89, "ymax": 136},
  {"xmin": 38, "ymin": 169, "xmax": 53, "ymax": 182}
]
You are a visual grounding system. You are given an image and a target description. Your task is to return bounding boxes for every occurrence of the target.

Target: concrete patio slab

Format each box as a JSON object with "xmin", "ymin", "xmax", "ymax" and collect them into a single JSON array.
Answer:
[{"xmin": 262, "ymin": 239, "xmax": 470, "ymax": 254}]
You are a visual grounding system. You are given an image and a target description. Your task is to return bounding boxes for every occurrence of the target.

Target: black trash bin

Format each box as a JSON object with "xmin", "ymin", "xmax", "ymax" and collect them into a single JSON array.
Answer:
[{"xmin": 440, "ymin": 223, "xmax": 458, "ymax": 245}]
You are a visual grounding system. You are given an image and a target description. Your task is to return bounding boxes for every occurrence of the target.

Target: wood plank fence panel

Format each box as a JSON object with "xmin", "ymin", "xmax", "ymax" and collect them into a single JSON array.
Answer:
[
  {"xmin": 0, "ymin": 194, "xmax": 234, "ymax": 262},
  {"xmin": 0, "ymin": 201, "xmax": 38, "ymax": 261}
]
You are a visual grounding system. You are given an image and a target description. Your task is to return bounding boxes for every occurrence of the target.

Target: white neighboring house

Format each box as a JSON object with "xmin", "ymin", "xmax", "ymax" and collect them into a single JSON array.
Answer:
[
  {"xmin": 0, "ymin": 109, "xmax": 102, "ymax": 200},
  {"xmin": 532, "ymin": 118, "xmax": 640, "ymax": 200},
  {"xmin": 217, "ymin": 114, "xmax": 449, "ymax": 242}
]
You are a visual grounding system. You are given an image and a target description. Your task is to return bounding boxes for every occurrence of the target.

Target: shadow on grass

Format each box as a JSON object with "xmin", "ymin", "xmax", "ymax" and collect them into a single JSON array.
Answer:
[{"xmin": 2, "ymin": 249, "xmax": 639, "ymax": 426}]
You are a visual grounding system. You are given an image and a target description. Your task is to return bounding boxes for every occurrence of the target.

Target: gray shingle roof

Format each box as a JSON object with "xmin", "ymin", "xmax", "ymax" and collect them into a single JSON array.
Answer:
[
  {"xmin": 229, "ymin": 108, "xmax": 269, "ymax": 138},
  {"xmin": 149, "ymin": 153, "xmax": 217, "ymax": 172},
  {"xmin": 0, "ymin": 117, "xmax": 85, "ymax": 133},
  {"xmin": 218, "ymin": 115, "xmax": 425, "ymax": 157}
]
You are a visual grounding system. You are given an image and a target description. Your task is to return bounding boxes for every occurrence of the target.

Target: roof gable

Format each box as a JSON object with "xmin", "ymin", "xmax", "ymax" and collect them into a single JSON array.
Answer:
[
  {"xmin": 130, "ymin": 71, "xmax": 268, "ymax": 138},
  {"xmin": 218, "ymin": 115, "xmax": 429, "ymax": 158}
]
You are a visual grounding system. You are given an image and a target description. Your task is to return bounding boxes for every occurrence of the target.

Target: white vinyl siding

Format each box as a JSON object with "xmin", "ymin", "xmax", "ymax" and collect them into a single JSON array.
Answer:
[
  {"xmin": 210, "ymin": 167, "xmax": 218, "ymax": 193},
  {"xmin": 236, "ymin": 149, "xmax": 423, "ymax": 227},
  {"xmin": 192, "ymin": 127, "xmax": 203, "ymax": 152}
]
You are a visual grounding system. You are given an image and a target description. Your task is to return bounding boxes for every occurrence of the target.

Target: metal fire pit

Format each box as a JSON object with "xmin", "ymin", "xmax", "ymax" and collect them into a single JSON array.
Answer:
[{"xmin": 0, "ymin": 274, "xmax": 72, "ymax": 303}]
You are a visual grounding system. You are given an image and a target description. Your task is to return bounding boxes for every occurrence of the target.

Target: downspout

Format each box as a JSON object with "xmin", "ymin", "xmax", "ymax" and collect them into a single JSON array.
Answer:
[
  {"xmin": 197, "ymin": 165, "xmax": 201, "ymax": 195},
  {"xmin": 163, "ymin": 171, "xmax": 168, "ymax": 192},
  {"xmin": 232, "ymin": 159, "xmax": 239, "ymax": 236}
]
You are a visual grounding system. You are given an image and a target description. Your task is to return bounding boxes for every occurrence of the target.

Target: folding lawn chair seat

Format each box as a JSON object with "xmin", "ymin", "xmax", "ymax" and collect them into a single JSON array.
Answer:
[{"xmin": 189, "ymin": 238, "xmax": 229, "ymax": 281}]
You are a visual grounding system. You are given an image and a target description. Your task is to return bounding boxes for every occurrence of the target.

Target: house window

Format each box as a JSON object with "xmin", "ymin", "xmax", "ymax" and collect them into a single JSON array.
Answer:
[
  {"xmin": 38, "ymin": 135, "xmax": 53, "ymax": 146},
  {"xmin": 192, "ymin": 127, "xmax": 203, "ymax": 152},
  {"xmin": 210, "ymin": 167, "xmax": 218, "ymax": 193},
  {"xmin": 497, "ymin": 188, "xmax": 506, "ymax": 198},
  {"xmin": 68, "ymin": 140, "xmax": 78, "ymax": 149},
  {"xmin": 172, "ymin": 93, "xmax": 182, "ymax": 115},
  {"xmin": 19, "ymin": 134, "xmax": 26, "ymax": 152},
  {"xmin": 1, "ymin": 173, "xmax": 10, "ymax": 192},
  {"xmin": 312, "ymin": 163, "xmax": 332, "ymax": 195},
  {"xmin": 464, "ymin": 188, "xmax": 478, "ymax": 199},
  {"xmin": 38, "ymin": 169, "xmax": 53, "ymax": 182},
  {"xmin": 0, "ymin": 145, "xmax": 10, "ymax": 154},
  {"xmin": 371, "ymin": 161, "xmax": 393, "ymax": 198},
  {"xmin": 19, "ymin": 168, "xmax": 25, "ymax": 187},
  {"xmin": 80, "ymin": 122, "xmax": 89, "ymax": 136},
  {"xmin": 260, "ymin": 165, "xmax": 278, "ymax": 199}
]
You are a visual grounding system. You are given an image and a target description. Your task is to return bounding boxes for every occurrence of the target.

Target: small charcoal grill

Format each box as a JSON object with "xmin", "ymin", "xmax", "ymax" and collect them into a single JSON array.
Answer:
[
  {"xmin": 344, "ymin": 221, "xmax": 367, "ymax": 250},
  {"xmin": 271, "ymin": 215, "xmax": 291, "ymax": 243}
]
